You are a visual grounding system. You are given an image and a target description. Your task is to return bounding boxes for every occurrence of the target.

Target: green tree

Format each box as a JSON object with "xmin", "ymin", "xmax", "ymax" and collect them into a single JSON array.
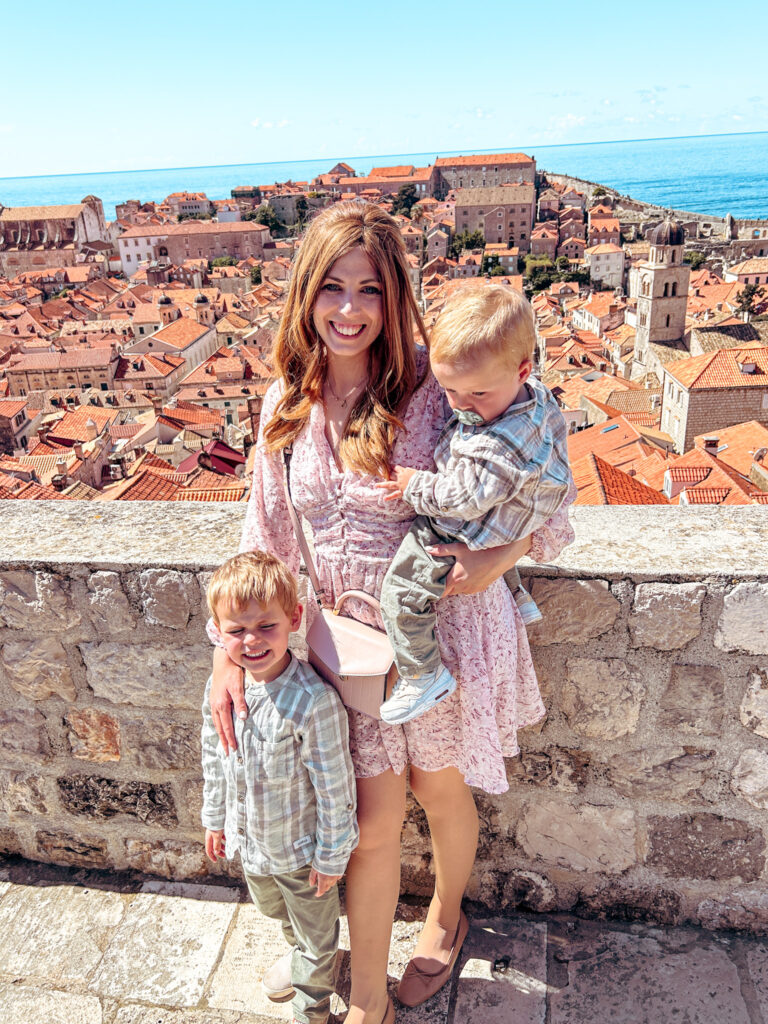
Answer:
[
  {"xmin": 390, "ymin": 184, "xmax": 418, "ymax": 217},
  {"xmin": 490, "ymin": 265, "xmax": 506, "ymax": 276},
  {"xmin": 250, "ymin": 266, "xmax": 262, "ymax": 285},
  {"xmin": 481, "ymin": 254, "xmax": 500, "ymax": 275},
  {"xmin": 211, "ymin": 256, "xmax": 238, "ymax": 267},
  {"xmin": 684, "ymin": 250, "xmax": 707, "ymax": 270},
  {"xmin": 450, "ymin": 230, "xmax": 485, "ymax": 260},
  {"xmin": 556, "ymin": 255, "xmax": 570, "ymax": 272},
  {"xmin": 245, "ymin": 205, "xmax": 283, "ymax": 235},
  {"xmin": 734, "ymin": 282, "xmax": 766, "ymax": 318},
  {"xmin": 593, "ymin": 186, "xmax": 607, "ymax": 198}
]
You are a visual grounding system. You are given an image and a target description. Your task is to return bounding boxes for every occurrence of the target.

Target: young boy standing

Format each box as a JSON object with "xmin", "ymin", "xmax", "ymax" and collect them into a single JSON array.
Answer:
[
  {"xmin": 201, "ymin": 551, "xmax": 358, "ymax": 1024},
  {"xmin": 377, "ymin": 284, "xmax": 573, "ymax": 724}
]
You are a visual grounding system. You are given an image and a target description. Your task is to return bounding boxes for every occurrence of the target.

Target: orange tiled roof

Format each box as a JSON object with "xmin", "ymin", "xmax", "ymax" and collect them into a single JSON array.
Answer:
[
  {"xmin": 435, "ymin": 153, "xmax": 533, "ymax": 167},
  {"xmin": 692, "ymin": 420, "xmax": 768, "ymax": 476},
  {"xmin": 667, "ymin": 346, "xmax": 768, "ymax": 389},
  {"xmin": 572, "ymin": 453, "xmax": 670, "ymax": 505}
]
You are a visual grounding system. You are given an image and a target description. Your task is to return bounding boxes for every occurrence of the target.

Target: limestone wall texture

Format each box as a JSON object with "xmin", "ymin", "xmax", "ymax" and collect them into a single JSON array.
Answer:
[{"xmin": 2, "ymin": 502, "xmax": 768, "ymax": 934}]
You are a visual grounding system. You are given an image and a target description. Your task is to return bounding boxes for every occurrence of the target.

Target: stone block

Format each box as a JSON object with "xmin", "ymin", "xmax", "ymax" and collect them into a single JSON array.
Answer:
[
  {"xmin": 697, "ymin": 888, "xmax": 768, "ymax": 934},
  {"xmin": 506, "ymin": 747, "xmax": 590, "ymax": 792},
  {"xmin": 0, "ymin": 769, "xmax": 49, "ymax": 814},
  {"xmin": 629, "ymin": 582, "xmax": 706, "ymax": 650},
  {"xmin": 561, "ymin": 658, "xmax": 644, "ymax": 739},
  {"xmin": 0, "ymin": 883, "xmax": 126, "ymax": 985},
  {"xmin": 602, "ymin": 746, "xmax": 715, "ymax": 801},
  {"xmin": 138, "ymin": 568, "xmax": 195, "ymax": 628},
  {"xmin": 87, "ymin": 570, "xmax": 136, "ymax": 634},
  {"xmin": 526, "ymin": 579, "xmax": 620, "ymax": 645},
  {"xmin": 715, "ymin": 582, "xmax": 768, "ymax": 654},
  {"xmin": 575, "ymin": 882, "xmax": 682, "ymax": 926},
  {"xmin": 66, "ymin": 708, "xmax": 121, "ymax": 762},
  {"xmin": 81, "ymin": 642, "xmax": 212, "ymax": 709},
  {"xmin": 1, "ymin": 637, "xmax": 76, "ymax": 701},
  {"xmin": 124, "ymin": 838, "xmax": 209, "ymax": 878},
  {"xmin": 0, "ymin": 986, "xmax": 102, "ymax": 1024},
  {"xmin": 731, "ymin": 749, "xmax": 768, "ymax": 809},
  {"xmin": 646, "ymin": 813, "xmax": 765, "ymax": 881},
  {"xmin": 57, "ymin": 774, "xmax": 177, "ymax": 827},
  {"xmin": 88, "ymin": 891, "xmax": 236, "ymax": 1006},
  {"xmin": 35, "ymin": 830, "xmax": 110, "ymax": 868},
  {"xmin": 454, "ymin": 916, "xmax": 548, "ymax": 1024},
  {"xmin": 0, "ymin": 826, "xmax": 24, "ymax": 855},
  {"xmin": 741, "ymin": 668, "xmax": 768, "ymax": 739},
  {"xmin": 501, "ymin": 869, "xmax": 558, "ymax": 913},
  {"xmin": 0, "ymin": 708, "xmax": 51, "ymax": 762},
  {"xmin": 517, "ymin": 796, "xmax": 637, "ymax": 873},
  {"xmin": 175, "ymin": 776, "xmax": 205, "ymax": 827},
  {"xmin": 548, "ymin": 923, "xmax": 751, "ymax": 1024},
  {"xmin": 0, "ymin": 569, "xmax": 81, "ymax": 632},
  {"xmin": 658, "ymin": 663, "xmax": 724, "ymax": 736},
  {"xmin": 123, "ymin": 720, "xmax": 200, "ymax": 770}
]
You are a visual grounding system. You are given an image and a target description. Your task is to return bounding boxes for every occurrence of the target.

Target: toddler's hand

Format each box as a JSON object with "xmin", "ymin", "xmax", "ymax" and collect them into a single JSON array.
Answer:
[
  {"xmin": 205, "ymin": 829, "xmax": 225, "ymax": 862},
  {"xmin": 309, "ymin": 868, "xmax": 341, "ymax": 897},
  {"xmin": 375, "ymin": 465, "xmax": 416, "ymax": 501}
]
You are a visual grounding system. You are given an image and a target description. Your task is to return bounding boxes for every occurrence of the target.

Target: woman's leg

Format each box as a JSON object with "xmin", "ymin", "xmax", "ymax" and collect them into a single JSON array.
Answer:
[
  {"xmin": 344, "ymin": 768, "xmax": 407, "ymax": 1024},
  {"xmin": 408, "ymin": 765, "xmax": 479, "ymax": 961}
]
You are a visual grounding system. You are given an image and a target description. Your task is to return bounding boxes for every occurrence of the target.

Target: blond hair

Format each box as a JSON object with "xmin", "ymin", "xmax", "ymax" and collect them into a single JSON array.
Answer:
[
  {"xmin": 429, "ymin": 284, "xmax": 535, "ymax": 370},
  {"xmin": 264, "ymin": 200, "xmax": 428, "ymax": 477},
  {"xmin": 207, "ymin": 551, "xmax": 298, "ymax": 624}
]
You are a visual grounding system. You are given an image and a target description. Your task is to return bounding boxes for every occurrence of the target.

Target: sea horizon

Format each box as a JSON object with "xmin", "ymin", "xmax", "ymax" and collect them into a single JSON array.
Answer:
[{"xmin": 2, "ymin": 130, "xmax": 767, "ymax": 221}]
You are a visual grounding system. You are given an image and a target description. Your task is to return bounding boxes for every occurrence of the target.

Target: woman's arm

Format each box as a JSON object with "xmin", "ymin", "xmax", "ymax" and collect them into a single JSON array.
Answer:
[
  {"xmin": 210, "ymin": 647, "xmax": 247, "ymax": 756},
  {"xmin": 430, "ymin": 534, "xmax": 532, "ymax": 596}
]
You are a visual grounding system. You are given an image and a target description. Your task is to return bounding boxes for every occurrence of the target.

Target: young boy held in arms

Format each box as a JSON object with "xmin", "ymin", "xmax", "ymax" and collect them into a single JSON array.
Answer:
[
  {"xmin": 201, "ymin": 551, "xmax": 358, "ymax": 1024},
  {"xmin": 377, "ymin": 284, "xmax": 573, "ymax": 724}
]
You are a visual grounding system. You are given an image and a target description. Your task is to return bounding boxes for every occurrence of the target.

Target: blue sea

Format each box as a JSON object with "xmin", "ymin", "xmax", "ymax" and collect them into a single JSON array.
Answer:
[{"xmin": 1, "ymin": 132, "xmax": 767, "ymax": 222}]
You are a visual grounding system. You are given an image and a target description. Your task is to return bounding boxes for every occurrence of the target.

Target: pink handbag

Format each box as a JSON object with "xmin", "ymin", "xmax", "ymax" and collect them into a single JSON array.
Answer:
[{"xmin": 282, "ymin": 448, "xmax": 397, "ymax": 719}]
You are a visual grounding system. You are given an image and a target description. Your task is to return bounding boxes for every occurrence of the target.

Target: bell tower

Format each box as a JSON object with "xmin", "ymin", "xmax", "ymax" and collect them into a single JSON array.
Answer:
[{"xmin": 632, "ymin": 217, "xmax": 690, "ymax": 380}]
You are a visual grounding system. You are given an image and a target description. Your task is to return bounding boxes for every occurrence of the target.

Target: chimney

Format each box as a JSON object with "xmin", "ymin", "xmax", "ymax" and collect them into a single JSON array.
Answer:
[
  {"xmin": 702, "ymin": 437, "xmax": 719, "ymax": 456},
  {"xmin": 85, "ymin": 417, "xmax": 98, "ymax": 440},
  {"xmin": 55, "ymin": 457, "xmax": 68, "ymax": 476},
  {"xmin": 73, "ymin": 443, "xmax": 85, "ymax": 459}
]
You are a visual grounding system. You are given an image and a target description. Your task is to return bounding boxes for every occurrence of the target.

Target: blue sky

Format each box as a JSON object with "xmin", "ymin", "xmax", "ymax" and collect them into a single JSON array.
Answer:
[{"xmin": 2, "ymin": 0, "xmax": 767, "ymax": 178}]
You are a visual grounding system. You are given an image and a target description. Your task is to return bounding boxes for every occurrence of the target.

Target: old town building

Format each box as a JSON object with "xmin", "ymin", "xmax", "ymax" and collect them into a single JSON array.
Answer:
[{"xmin": 0, "ymin": 196, "xmax": 108, "ymax": 275}]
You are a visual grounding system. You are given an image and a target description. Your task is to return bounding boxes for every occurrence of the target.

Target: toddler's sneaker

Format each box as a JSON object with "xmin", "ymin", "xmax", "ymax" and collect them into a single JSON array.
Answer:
[
  {"xmin": 262, "ymin": 947, "xmax": 295, "ymax": 1002},
  {"xmin": 513, "ymin": 586, "xmax": 543, "ymax": 626},
  {"xmin": 380, "ymin": 665, "xmax": 456, "ymax": 724}
]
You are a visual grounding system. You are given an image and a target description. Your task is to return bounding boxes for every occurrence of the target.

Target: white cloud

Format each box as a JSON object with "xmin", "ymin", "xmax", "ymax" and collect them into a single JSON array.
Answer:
[{"xmin": 733, "ymin": 114, "xmax": 744, "ymax": 121}]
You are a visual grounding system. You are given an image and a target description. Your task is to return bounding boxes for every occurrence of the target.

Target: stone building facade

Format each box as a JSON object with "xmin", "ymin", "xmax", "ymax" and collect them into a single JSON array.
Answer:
[
  {"xmin": 661, "ymin": 346, "xmax": 768, "ymax": 453},
  {"xmin": 454, "ymin": 185, "xmax": 535, "ymax": 251},
  {"xmin": 0, "ymin": 196, "xmax": 108, "ymax": 275},
  {"xmin": 5, "ymin": 348, "xmax": 120, "ymax": 397},
  {"xmin": 435, "ymin": 153, "xmax": 536, "ymax": 195}
]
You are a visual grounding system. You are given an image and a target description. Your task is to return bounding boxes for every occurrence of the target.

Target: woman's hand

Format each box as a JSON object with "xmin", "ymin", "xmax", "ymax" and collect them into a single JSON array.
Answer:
[
  {"xmin": 211, "ymin": 646, "xmax": 247, "ymax": 755},
  {"xmin": 430, "ymin": 535, "xmax": 532, "ymax": 596}
]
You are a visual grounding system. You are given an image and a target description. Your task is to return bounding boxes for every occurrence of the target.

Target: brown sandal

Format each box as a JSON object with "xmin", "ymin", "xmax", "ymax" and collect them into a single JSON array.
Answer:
[{"xmin": 396, "ymin": 911, "xmax": 469, "ymax": 1007}]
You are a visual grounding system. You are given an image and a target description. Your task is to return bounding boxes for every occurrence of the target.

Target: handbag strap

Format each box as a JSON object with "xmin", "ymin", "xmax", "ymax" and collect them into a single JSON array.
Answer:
[{"xmin": 281, "ymin": 446, "xmax": 329, "ymax": 608}]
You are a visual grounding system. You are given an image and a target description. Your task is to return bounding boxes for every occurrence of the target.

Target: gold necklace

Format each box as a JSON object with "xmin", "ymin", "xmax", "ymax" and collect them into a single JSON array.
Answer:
[{"xmin": 325, "ymin": 377, "xmax": 363, "ymax": 410}]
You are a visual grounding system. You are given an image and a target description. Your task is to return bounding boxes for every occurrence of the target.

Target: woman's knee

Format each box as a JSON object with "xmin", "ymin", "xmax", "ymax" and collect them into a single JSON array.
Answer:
[
  {"xmin": 353, "ymin": 772, "xmax": 406, "ymax": 855},
  {"xmin": 410, "ymin": 765, "xmax": 474, "ymax": 816}
]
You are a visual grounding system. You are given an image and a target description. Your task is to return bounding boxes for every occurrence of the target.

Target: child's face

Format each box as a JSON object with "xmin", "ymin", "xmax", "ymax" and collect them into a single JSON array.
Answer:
[
  {"xmin": 431, "ymin": 353, "xmax": 532, "ymax": 423},
  {"xmin": 216, "ymin": 597, "xmax": 302, "ymax": 684}
]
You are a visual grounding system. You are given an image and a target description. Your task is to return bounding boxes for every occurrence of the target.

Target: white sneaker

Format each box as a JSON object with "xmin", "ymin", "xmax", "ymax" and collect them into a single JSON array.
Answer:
[
  {"xmin": 261, "ymin": 947, "xmax": 295, "ymax": 1002},
  {"xmin": 380, "ymin": 665, "xmax": 457, "ymax": 724}
]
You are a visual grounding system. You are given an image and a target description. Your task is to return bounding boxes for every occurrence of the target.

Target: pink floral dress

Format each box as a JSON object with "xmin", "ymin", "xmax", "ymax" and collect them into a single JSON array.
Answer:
[{"xmin": 240, "ymin": 361, "xmax": 574, "ymax": 795}]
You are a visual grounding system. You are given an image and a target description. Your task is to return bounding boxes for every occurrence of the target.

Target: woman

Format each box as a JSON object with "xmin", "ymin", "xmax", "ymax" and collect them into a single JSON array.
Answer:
[{"xmin": 209, "ymin": 201, "xmax": 573, "ymax": 1024}]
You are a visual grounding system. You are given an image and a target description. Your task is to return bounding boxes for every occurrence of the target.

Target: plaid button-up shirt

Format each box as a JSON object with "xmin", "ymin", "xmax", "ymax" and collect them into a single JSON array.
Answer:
[
  {"xmin": 201, "ymin": 654, "xmax": 359, "ymax": 877},
  {"xmin": 403, "ymin": 376, "xmax": 572, "ymax": 550}
]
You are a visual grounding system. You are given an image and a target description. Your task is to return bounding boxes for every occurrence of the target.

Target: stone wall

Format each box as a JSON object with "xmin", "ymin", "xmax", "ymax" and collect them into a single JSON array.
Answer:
[{"xmin": 2, "ymin": 503, "xmax": 768, "ymax": 935}]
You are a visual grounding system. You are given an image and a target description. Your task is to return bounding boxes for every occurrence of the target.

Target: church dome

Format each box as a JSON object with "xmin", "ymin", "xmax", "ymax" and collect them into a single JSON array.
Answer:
[
  {"xmin": 157, "ymin": 294, "xmax": 172, "ymax": 305},
  {"xmin": 648, "ymin": 218, "xmax": 685, "ymax": 247},
  {"xmin": 194, "ymin": 293, "xmax": 209, "ymax": 303}
]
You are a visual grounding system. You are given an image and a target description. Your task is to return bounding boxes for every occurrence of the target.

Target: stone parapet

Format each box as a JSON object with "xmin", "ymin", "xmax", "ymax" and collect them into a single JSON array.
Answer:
[{"xmin": 2, "ymin": 502, "xmax": 768, "ymax": 933}]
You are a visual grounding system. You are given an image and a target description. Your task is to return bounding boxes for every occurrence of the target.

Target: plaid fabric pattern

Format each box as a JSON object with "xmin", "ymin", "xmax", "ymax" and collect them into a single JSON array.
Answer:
[
  {"xmin": 403, "ymin": 376, "xmax": 572, "ymax": 551},
  {"xmin": 201, "ymin": 655, "xmax": 359, "ymax": 876}
]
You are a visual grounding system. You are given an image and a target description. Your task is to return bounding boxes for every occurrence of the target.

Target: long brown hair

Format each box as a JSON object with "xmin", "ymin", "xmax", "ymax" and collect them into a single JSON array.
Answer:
[{"xmin": 263, "ymin": 200, "xmax": 428, "ymax": 476}]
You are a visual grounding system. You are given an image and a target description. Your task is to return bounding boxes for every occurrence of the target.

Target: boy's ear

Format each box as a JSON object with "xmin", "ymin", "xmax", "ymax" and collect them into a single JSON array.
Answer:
[
  {"xmin": 290, "ymin": 603, "xmax": 303, "ymax": 631},
  {"xmin": 518, "ymin": 358, "xmax": 533, "ymax": 384}
]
